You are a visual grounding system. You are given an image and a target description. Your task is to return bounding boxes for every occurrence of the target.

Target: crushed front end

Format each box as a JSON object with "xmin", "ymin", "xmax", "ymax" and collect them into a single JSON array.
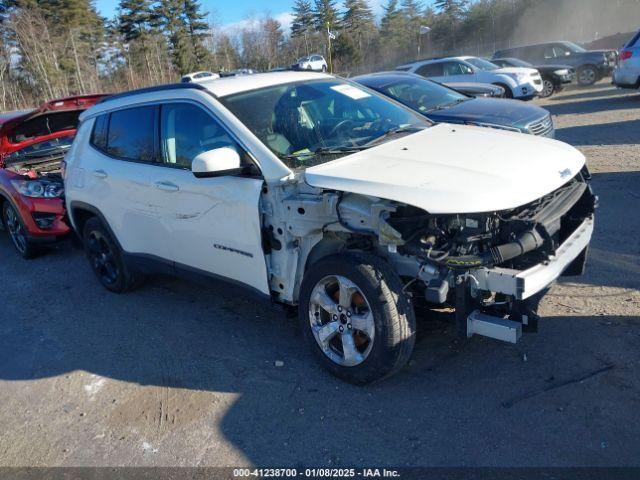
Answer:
[{"xmin": 389, "ymin": 168, "xmax": 597, "ymax": 342}]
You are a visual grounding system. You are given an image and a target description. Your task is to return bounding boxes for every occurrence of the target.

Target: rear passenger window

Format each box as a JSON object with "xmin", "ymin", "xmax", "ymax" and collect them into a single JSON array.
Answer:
[
  {"xmin": 107, "ymin": 106, "xmax": 155, "ymax": 162},
  {"xmin": 90, "ymin": 114, "xmax": 108, "ymax": 152},
  {"xmin": 416, "ymin": 62, "xmax": 444, "ymax": 77}
]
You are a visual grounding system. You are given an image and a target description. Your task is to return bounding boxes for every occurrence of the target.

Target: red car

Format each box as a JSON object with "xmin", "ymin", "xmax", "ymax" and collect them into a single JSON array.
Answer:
[{"xmin": 0, "ymin": 94, "xmax": 107, "ymax": 258}]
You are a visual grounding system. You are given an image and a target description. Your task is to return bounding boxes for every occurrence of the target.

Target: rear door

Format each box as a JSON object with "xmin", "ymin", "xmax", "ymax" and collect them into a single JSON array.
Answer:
[
  {"xmin": 150, "ymin": 101, "xmax": 269, "ymax": 294},
  {"xmin": 415, "ymin": 62, "xmax": 445, "ymax": 81},
  {"xmin": 86, "ymin": 106, "xmax": 174, "ymax": 260}
]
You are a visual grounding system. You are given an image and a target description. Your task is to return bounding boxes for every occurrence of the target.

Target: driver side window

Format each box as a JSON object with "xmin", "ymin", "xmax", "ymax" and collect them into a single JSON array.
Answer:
[{"xmin": 159, "ymin": 103, "xmax": 237, "ymax": 169}]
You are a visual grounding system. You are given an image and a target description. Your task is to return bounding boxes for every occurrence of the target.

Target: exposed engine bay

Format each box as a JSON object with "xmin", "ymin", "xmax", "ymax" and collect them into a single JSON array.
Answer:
[
  {"xmin": 6, "ymin": 157, "xmax": 64, "ymax": 179},
  {"xmin": 261, "ymin": 166, "xmax": 596, "ymax": 341}
]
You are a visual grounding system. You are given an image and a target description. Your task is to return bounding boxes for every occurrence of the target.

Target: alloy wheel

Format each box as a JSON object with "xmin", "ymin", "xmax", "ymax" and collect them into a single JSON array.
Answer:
[
  {"xmin": 578, "ymin": 68, "xmax": 596, "ymax": 85},
  {"xmin": 542, "ymin": 79, "xmax": 554, "ymax": 97},
  {"xmin": 308, "ymin": 275, "xmax": 375, "ymax": 367},
  {"xmin": 4, "ymin": 205, "xmax": 28, "ymax": 254},
  {"xmin": 86, "ymin": 230, "xmax": 119, "ymax": 286}
]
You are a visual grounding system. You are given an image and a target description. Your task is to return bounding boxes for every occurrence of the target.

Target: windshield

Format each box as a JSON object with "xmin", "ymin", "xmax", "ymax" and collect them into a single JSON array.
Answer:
[
  {"xmin": 297, "ymin": 56, "xmax": 310, "ymax": 63},
  {"xmin": 220, "ymin": 79, "xmax": 430, "ymax": 170},
  {"xmin": 373, "ymin": 76, "xmax": 468, "ymax": 114},
  {"xmin": 6, "ymin": 135, "xmax": 74, "ymax": 162},
  {"xmin": 562, "ymin": 41, "xmax": 586, "ymax": 53},
  {"xmin": 466, "ymin": 58, "xmax": 499, "ymax": 71}
]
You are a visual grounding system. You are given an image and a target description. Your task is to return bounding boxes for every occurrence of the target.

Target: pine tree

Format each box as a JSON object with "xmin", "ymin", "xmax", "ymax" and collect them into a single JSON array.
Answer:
[
  {"xmin": 182, "ymin": 0, "xmax": 211, "ymax": 67},
  {"xmin": 341, "ymin": 0, "xmax": 375, "ymax": 68},
  {"xmin": 342, "ymin": 0, "xmax": 374, "ymax": 33},
  {"xmin": 118, "ymin": 0, "xmax": 154, "ymax": 41},
  {"xmin": 263, "ymin": 17, "xmax": 284, "ymax": 70},
  {"xmin": 313, "ymin": 0, "xmax": 339, "ymax": 31},
  {"xmin": 291, "ymin": 0, "xmax": 314, "ymax": 38},
  {"xmin": 380, "ymin": 0, "xmax": 404, "ymax": 47},
  {"xmin": 434, "ymin": 0, "xmax": 467, "ymax": 20}
]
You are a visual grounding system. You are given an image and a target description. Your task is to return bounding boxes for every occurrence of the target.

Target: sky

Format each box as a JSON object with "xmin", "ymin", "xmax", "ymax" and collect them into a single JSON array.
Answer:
[{"xmin": 94, "ymin": 0, "xmax": 395, "ymax": 32}]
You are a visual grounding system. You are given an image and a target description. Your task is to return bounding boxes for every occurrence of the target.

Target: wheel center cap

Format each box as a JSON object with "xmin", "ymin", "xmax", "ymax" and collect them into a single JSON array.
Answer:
[{"xmin": 339, "ymin": 313, "xmax": 347, "ymax": 324}]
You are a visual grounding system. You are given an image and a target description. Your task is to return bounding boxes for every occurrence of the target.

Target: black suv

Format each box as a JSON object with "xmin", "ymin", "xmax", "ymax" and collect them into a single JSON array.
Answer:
[{"xmin": 493, "ymin": 41, "xmax": 617, "ymax": 86}]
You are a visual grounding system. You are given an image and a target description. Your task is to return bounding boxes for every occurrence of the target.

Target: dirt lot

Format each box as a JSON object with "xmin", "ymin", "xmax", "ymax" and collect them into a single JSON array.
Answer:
[{"xmin": 0, "ymin": 82, "xmax": 638, "ymax": 468}]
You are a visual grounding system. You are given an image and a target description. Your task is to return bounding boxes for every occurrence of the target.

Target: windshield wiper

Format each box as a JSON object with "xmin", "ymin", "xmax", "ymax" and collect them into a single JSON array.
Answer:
[
  {"xmin": 313, "ymin": 145, "xmax": 370, "ymax": 155},
  {"xmin": 364, "ymin": 126, "xmax": 423, "ymax": 146},
  {"xmin": 426, "ymin": 97, "xmax": 470, "ymax": 112},
  {"xmin": 279, "ymin": 145, "xmax": 368, "ymax": 161}
]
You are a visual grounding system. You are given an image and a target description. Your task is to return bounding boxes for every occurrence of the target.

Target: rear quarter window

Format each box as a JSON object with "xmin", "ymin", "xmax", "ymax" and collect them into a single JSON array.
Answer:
[{"xmin": 90, "ymin": 114, "xmax": 109, "ymax": 152}]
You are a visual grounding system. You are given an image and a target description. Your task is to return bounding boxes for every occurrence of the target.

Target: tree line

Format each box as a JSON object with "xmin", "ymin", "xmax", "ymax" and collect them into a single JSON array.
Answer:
[{"xmin": 1, "ymin": 0, "xmax": 638, "ymax": 110}]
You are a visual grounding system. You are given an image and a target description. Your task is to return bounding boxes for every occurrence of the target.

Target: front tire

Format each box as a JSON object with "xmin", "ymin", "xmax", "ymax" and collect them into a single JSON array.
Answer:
[
  {"xmin": 577, "ymin": 65, "xmax": 597, "ymax": 86},
  {"xmin": 493, "ymin": 83, "xmax": 513, "ymax": 98},
  {"xmin": 299, "ymin": 253, "xmax": 416, "ymax": 384},
  {"xmin": 82, "ymin": 217, "xmax": 143, "ymax": 293},
  {"xmin": 540, "ymin": 78, "xmax": 555, "ymax": 98},
  {"xmin": 3, "ymin": 202, "xmax": 39, "ymax": 259}
]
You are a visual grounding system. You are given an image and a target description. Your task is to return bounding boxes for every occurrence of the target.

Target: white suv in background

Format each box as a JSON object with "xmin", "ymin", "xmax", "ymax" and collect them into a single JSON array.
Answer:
[
  {"xmin": 293, "ymin": 54, "xmax": 328, "ymax": 72},
  {"xmin": 180, "ymin": 71, "xmax": 220, "ymax": 83},
  {"xmin": 613, "ymin": 29, "xmax": 640, "ymax": 89},
  {"xmin": 397, "ymin": 56, "xmax": 543, "ymax": 100},
  {"xmin": 64, "ymin": 72, "xmax": 595, "ymax": 384}
]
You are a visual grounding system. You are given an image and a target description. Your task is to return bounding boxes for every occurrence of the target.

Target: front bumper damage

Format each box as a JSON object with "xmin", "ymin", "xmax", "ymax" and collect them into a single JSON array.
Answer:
[
  {"xmin": 472, "ymin": 217, "xmax": 594, "ymax": 301},
  {"xmin": 443, "ymin": 170, "xmax": 597, "ymax": 344},
  {"xmin": 453, "ymin": 217, "xmax": 593, "ymax": 343}
]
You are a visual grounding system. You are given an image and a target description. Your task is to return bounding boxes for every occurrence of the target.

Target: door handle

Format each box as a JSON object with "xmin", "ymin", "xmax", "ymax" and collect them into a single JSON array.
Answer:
[
  {"xmin": 154, "ymin": 181, "xmax": 179, "ymax": 192},
  {"xmin": 93, "ymin": 169, "xmax": 108, "ymax": 179}
]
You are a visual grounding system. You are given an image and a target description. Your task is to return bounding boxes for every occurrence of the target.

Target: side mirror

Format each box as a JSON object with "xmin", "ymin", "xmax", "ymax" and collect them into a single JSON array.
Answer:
[{"xmin": 191, "ymin": 147, "xmax": 241, "ymax": 178}]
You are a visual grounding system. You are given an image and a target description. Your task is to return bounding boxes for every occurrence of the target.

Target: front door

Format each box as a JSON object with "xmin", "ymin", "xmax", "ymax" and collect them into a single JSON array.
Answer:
[{"xmin": 151, "ymin": 102, "xmax": 269, "ymax": 295}]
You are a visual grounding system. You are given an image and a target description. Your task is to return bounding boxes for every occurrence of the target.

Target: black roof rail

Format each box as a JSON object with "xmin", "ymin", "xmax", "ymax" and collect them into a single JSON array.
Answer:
[{"xmin": 97, "ymin": 83, "xmax": 208, "ymax": 105}]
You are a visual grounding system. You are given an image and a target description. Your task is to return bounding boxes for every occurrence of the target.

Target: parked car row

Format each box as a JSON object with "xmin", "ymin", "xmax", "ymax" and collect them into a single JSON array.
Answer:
[
  {"xmin": 493, "ymin": 41, "xmax": 618, "ymax": 86},
  {"xmin": 1, "ymin": 71, "xmax": 596, "ymax": 384},
  {"xmin": 397, "ymin": 55, "xmax": 545, "ymax": 100}
]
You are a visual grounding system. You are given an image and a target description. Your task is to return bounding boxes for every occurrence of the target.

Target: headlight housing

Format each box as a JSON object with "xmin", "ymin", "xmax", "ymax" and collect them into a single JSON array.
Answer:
[
  {"xmin": 509, "ymin": 72, "xmax": 528, "ymax": 82},
  {"xmin": 554, "ymin": 68, "xmax": 570, "ymax": 76},
  {"xmin": 11, "ymin": 179, "xmax": 63, "ymax": 198}
]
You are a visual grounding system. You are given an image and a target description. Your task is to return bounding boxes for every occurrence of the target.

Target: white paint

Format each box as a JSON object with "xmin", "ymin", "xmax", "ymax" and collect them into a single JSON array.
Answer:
[
  {"xmin": 330, "ymin": 84, "xmax": 371, "ymax": 100},
  {"xmin": 142, "ymin": 441, "xmax": 158, "ymax": 454},
  {"xmin": 305, "ymin": 123, "xmax": 586, "ymax": 213},
  {"xmin": 83, "ymin": 376, "xmax": 106, "ymax": 400}
]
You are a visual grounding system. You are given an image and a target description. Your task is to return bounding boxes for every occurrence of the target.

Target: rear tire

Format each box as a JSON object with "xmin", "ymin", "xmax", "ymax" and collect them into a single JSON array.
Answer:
[
  {"xmin": 3, "ymin": 202, "xmax": 40, "ymax": 259},
  {"xmin": 299, "ymin": 253, "xmax": 416, "ymax": 384},
  {"xmin": 82, "ymin": 217, "xmax": 143, "ymax": 293}
]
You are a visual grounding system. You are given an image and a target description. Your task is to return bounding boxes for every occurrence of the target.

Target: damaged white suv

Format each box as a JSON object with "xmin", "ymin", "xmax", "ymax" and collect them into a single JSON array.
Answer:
[{"xmin": 64, "ymin": 72, "xmax": 596, "ymax": 384}]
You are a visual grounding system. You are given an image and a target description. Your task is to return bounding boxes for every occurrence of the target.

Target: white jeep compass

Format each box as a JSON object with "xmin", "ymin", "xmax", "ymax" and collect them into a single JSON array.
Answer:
[{"xmin": 64, "ymin": 72, "xmax": 596, "ymax": 384}]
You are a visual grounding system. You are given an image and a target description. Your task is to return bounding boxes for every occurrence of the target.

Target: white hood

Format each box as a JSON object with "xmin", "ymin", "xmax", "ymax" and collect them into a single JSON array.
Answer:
[{"xmin": 304, "ymin": 123, "xmax": 585, "ymax": 214}]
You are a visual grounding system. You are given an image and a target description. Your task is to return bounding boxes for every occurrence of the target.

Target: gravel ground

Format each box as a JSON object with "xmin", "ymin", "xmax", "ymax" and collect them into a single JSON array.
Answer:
[{"xmin": 0, "ymin": 82, "xmax": 638, "ymax": 468}]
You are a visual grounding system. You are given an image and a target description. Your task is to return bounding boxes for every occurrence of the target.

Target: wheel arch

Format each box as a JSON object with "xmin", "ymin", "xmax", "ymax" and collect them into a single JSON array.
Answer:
[
  {"xmin": 304, "ymin": 236, "xmax": 348, "ymax": 274},
  {"xmin": 68, "ymin": 201, "xmax": 123, "ymax": 250},
  {"xmin": 492, "ymin": 81, "xmax": 514, "ymax": 98}
]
